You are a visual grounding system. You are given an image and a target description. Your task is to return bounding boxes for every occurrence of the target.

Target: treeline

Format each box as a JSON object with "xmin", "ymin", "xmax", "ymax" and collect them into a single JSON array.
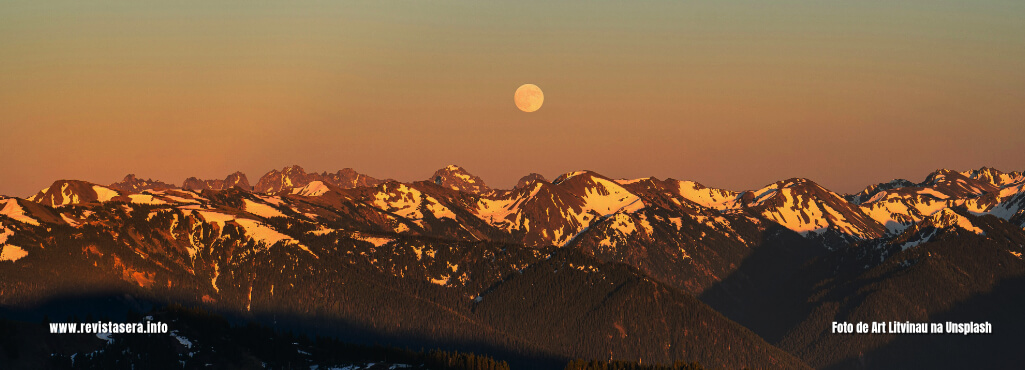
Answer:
[
  {"xmin": 565, "ymin": 359, "xmax": 704, "ymax": 370},
  {"xmin": 21, "ymin": 304, "xmax": 511, "ymax": 370},
  {"xmin": 424, "ymin": 350, "xmax": 510, "ymax": 370}
]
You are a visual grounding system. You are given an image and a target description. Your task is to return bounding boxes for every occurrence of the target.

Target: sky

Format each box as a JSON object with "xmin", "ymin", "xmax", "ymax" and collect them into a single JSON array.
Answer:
[{"xmin": 2, "ymin": 0, "xmax": 1024, "ymax": 197}]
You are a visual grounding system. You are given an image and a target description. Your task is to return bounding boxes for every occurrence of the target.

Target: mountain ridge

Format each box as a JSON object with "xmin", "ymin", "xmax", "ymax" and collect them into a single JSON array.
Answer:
[{"xmin": 2, "ymin": 165, "xmax": 1024, "ymax": 368}]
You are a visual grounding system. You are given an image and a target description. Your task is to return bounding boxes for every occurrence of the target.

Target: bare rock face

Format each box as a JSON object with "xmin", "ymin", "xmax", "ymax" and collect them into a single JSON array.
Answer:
[
  {"xmin": 320, "ymin": 168, "xmax": 385, "ymax": 189},
  {"xmin": 254, "ymin": 166, "xmax": 384, "ymax": 194},
  {"xmin": 109, "ymin": 174, "xmax": 176, "ymax": 193},
  {"xmin": 222, "ymin": 171, "xmax": 251, "ymax": 190},
  {"xmin": 254, "ymin": 165, "xmax": 311, "ymax": 193},
  {"xmin": 514, "ymin": 173, "xmax": 548, "ymax": 190},
  {"xmin": 430, "ymin": 165, "xmax": 491, "ymax": 195},
  {"xmin": 183, "ymin": 171, "xmax": 251, "ymax": 191}
]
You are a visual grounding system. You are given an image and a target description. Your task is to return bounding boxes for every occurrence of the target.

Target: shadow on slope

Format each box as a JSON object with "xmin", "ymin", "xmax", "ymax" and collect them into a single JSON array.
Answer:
[
  {"xmin": 698, "ymin": 225, "xmax": 828, "ymax": 344},
  {"xmin": 826, "ymin": 274, "xmax": 1025, "ymax": 370},
  {"xmin": 0, "ymin": 292, "xmax": 561, "ymax": 369}
]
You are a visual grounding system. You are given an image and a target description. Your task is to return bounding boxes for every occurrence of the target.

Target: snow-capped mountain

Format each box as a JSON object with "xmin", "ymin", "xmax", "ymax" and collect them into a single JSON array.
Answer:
[
  {"xmin": 9, "ymin": 166, "xmax": 1024, "ymax": 259},
  {"xmin": 2, "ymin": 165, "xmax": 1023, "ymax": 369},
  {"xmin": 430, "ymin": 165, "xmax": 491, "ymax": 195},
  {"xmin": 960, "ymin": 166, "xmax": 1025, "ymax": 187},
  {"xmin": 846, "ymin": 179, "xmax": 917, "ymax": 205},
  {"xmin": 28, "ymin": 180, "xmax": 123, "ymax": 206}
]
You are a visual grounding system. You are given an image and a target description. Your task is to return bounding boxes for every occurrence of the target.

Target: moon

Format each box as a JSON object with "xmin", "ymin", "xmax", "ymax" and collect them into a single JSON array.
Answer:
[{"xmin": 514, "ymin": 84, "xmax": 544, "ymax": 112}]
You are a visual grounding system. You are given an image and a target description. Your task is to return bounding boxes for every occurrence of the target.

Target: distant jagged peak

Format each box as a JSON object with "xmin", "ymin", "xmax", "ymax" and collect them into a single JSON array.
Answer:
[
  {"xmin": 183, "ymin": 171, "xmax": 252, "ymax": 191},
  {"xmin": 430, "ymin": 165, "xmax": 490, "ymax": 194},
  {"xmin": 281, "ymin": 164, "xmax": 306, "ymax": 176},
  {"xmin": 614, "ymin": 176, "xmax": 654, "ymax": 185},
  {"xmin": 321, "ymin": 168, "xmax": 385, "ymax": 189},
  {"xmin": 958, "ymin": 166, "xmax": 1025, "ymax": 187},
  {"xmin": 256, "ymin": 165, "xmax": 383, "ymax": 194},
  {"xmin": 847, "ymin": 179, "xmax": 917, "ymax": 204},
  {"xmin": 181, "ymin": 177, "xmax": 209, "ymax": 191},
  {"xmin": 764, "ymin": 177, "xmax": 829, "ymax": 191},
  {"xmin": 921, "ymin": 168, "xmax": 998, "ymax": 198},
  {"xmin": 851, "ymin": 167, "xmax": 1022, "ymax": 206},
  {"xmin": 922, "ymin": 168, "xmax": 970, "ymax": 186},
  {"xmin": 552, "ymin": 170, "xmax": 596, "ymax": 185},
  {"xmin": 514, "ymin": 173, "xmax": 548, "ymax": 190},
  {"xmin": 223, "ymin": 171, "xmax": 251, "ymax": 189},
  {"xmin": 109, "ymin": 174, "xmax": 176, "ymax": 193},
  {"xmin": 255, "ymin": 165, "xmax": 312, "ymax": 194},
  {"xmin": 741, "ymin": 178, "xmax": 835, "ymax": 206}
]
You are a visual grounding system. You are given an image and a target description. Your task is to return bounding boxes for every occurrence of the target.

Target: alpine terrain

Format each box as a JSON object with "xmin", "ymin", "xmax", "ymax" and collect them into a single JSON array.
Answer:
[{"xmin": 1, "ymin": 165, "xmax": 1023, "ymax": 369}]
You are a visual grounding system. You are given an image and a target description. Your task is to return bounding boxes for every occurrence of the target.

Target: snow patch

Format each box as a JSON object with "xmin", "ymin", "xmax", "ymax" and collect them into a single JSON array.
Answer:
[
  {"xmin": 170, "ymin": 331, "xmax": 193, "ymax": 349},
  {"xmin": 917, "ymin": 188, "xmax": 949, "ymax": 199},
  {"xmin": 676, "ymin": 181, "xmax": 739, "ymax": 210},
  {"xmin": 92, "ymin": 186, "xmax": 120, "ymax": 202},
  {"xmin": 0, "ymin": 227, "xmax": 12, "ymax": 244},
  {"xmin": 243, "ymin": 199, "xmax": 286, "ymax": 218},
  {"xmin": 128, "ymin": 194, "xmax": 166, "ymax": 205},
  {"xmin": 430, "ymin": 275, "xmax": 450, "ymax": 286},
  {"xmin": 353, "ymin": 232, "xmax": 394, "ymax": 247},
  {"xmin": 0, "ymin": 245, "xmax": 28, "ymax": 262},
  {"xmin": 0, "ymin": 199, "xmax": 40, "ymax": 225},
  {"xmin": 293, "ymin": 181, "xmax": 330, "ymax": 197},
  {"xmin": 615, "ymin": 177, "xmax": 650, "ymax": 185},
  {"xmin": 60, "ymin": 213, "xmax": 81, "ymax": 227}
]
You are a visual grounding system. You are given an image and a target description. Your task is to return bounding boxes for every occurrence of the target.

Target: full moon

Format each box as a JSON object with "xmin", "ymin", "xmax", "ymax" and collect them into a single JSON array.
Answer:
[{"xmin": 514, "ymin": 84, "xmax": 544, "ymax": 112}]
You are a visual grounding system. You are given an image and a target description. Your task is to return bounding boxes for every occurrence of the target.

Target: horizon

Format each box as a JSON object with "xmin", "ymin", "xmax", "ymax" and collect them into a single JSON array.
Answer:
[{"xmin": 5, "ymin": 163, "xmax": 1022, "ymax": 199}]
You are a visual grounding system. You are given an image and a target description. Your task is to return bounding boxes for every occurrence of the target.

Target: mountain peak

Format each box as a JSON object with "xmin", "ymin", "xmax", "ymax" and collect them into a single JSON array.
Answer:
[
  {"xmin": 776, "ymin": 177, "xmax": 817, "ymax": 188},
  {"xmin": 321, "ymin": 168, "xmax": 385, "ymax": 188},
  {"xmin": 552, "ymin": 170, "xmax": 601, "ymax": 185},
  {"xmin": 109, "ymin": 174, "xmax": 175, "ymax": 193},
  {"xmin": 430, "ymin": 165, "xmax": 490, "ymax": 194},
  {"xmin": 922, "ymin": 168, "xmax": 998, "ymax": 198},
  {"xmin": 923, "ymin": 168, "xmax": 960, "ymax": 184},
  {"xmin": 847, "ymin": 178, "xmax": 916, "ymax": 204},
  {"xmin": 960, "ymin": 167, "xmax": 1024, "ymax": 187},
  {"xmin": 514, "ymin": 173, "xmax": 548, "ymax": 189},
  {"xmin": 183, "ymin": 171, "xmax": 252, "ymax": 191},
  {"xmin": 255, "ymin": 166, "xmax": 311, "ymax": 193},
  {"xmin": 29, "ymin": 180, "xmax": 122, "ymax": 207},
  {"xmin": 255, "ymin": 166, "xmax": 383, "ymax": 194}
]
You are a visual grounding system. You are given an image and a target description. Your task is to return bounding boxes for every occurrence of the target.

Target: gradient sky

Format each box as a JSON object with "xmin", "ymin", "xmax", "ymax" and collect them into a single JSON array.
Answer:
[{"xmin": 2, "ymin": 1, "xmax": 1024, "ymax": 197}]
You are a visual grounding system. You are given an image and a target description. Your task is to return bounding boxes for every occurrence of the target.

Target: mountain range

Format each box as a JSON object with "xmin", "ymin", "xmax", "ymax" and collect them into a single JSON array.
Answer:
[{"xmin": 1, "ymin": 165, "xmax": 1023, "ymax": 369}]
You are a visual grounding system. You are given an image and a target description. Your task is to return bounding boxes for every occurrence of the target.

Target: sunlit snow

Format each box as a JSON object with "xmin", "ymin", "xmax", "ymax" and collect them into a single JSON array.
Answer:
[
  {"xmin": 92, "ymin": 186, "xmax": 119, "ymax": 202},
  {"xmin": 0, "ymin": 199, "xmax": 40, "ymax": 225},
  {"xmin": 0, "ymin": 245, "xmax": 27, "ymax": 262}
]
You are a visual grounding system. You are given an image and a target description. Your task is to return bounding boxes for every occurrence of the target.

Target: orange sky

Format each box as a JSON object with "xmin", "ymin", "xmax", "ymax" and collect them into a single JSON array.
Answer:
[{"xmin": 2, "ymin": 1, "xmax": 1024, "ymax": 196}]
